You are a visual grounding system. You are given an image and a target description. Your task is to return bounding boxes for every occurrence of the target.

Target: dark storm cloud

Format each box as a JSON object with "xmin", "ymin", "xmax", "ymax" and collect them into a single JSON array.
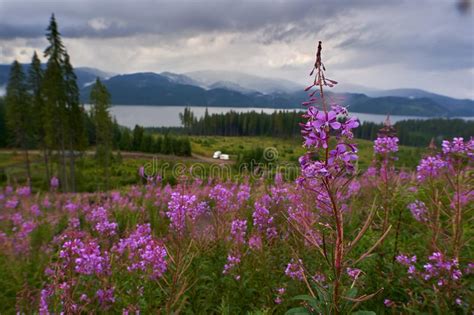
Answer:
[{"xmin": 0, "ymin": 0, "xmax": 399, "ymax": 39}]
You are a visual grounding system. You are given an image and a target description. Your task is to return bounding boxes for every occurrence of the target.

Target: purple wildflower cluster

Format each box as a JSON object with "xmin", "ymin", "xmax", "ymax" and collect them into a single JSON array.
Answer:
[
  {"xmin": 166, "ymin": 192, "xmax": 208, "ymax": 234},
  {"xmin": 416, "ymin": 155, "xmax": 447, "ymax": 181},
  {"xmin": 60, "ymin": 238, "xmax": 110, "ymax": 276},
  {"xmin": 397, "ymin": 252, "xmax": 463, "ymax": 287},
  {"xmin": 96, "ymin": 287, "xmax": 115, "ymax": 307},
  {"xmin": 442, "ymin": 137, "xmax": 474, "ymax": 156},
  {"xmin": 285, "ymin": 259, "xmax": 304, "ymax": 281},
  {"xmin": 274, "ymin": 287, "xmax": 286, "ymax": 304},
  {"xmin": 252, "ymin": 194, "xmax": 277, "ymax": 240},
  {"xmin": 88, "ymin": 206, "xmax": 118, "ymax": 236},
  {"xmin": 230, "ymin": 219, "xmax": 247, "ymax": 244},
  {"xmin": 374, "ymin": 136, "xmax": 399, "ymax": 154},
  {"xmin": 222, "ymin": 253, "xmax": 241, "ymax": 278},
  {"xmin": 210, "ymin": 184, "xmax": 236, "ymax": 212},
  {"xmin": 407, "ymin": 200, "xmax": 428, "ymax": 222},
  {"xmin": 300, "ymin": 105, "xmax": 359, "ymax": 178},
  {"xmin": 114, "ymin": 224, "xmax": 168, "ymax": 279}
]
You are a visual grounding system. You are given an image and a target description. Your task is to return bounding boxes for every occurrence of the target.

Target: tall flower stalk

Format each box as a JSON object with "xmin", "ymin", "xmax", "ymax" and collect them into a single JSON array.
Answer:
[
  {"xmin": 373, "ymin": 117, "xmax": 399, "ymax": 234},
  {"xmin": 294, "ymin": 41, "xmax": 390, "ymax": 313}
]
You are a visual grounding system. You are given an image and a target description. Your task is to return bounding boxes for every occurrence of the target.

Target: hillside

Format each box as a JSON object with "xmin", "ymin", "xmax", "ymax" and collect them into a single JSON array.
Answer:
[{"xmin": 1, "ymin": 64, "xmax": 473, "ymax": 116}]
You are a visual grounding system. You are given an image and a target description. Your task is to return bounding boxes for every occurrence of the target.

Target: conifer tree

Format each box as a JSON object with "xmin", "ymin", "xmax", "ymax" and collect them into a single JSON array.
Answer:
[
  {"xmin": 64, "ymin": 52, "xmax": 87, "ymax": 192},
  {"xmin": 0, "ymin": 98, "xmax": 8, "ymax": 148},
  {"xmin": 5, "ymin": 61, "xmax": 33, "ymax": 185},
  {"xmin": 90, "ymin": 78, "xmax": 113, "ymax": 190},
  {"xmin": 132, "ymin": 125, "xmax": 144, "ymax": 151},
  {"xmin": 28, "ymin": 51, "xmax": 51, "ymax": 181},
  {"xmin": 43, "ymin": 13, "xmax": 68, "ymax": 191}
]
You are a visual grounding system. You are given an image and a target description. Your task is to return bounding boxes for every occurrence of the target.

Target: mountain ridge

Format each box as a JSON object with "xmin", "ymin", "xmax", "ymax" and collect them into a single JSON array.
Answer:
[{"xmin": 0, "ymin": 64, "xmax": 472, "ymax": 117}]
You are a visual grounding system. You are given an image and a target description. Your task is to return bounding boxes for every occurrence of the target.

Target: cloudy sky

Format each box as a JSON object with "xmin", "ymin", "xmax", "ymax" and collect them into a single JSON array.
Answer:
[{"xmin": 0, "ymin": 0, "xmax": 473, "ymax": 98}]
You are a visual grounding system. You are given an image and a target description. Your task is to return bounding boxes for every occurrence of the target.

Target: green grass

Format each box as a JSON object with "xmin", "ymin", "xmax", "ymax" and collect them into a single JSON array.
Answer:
[
  {"xmin": 191, "ymin": 136, "xmax": 424, "ymax": 169},
  {"xmin": 0, "ymin": 136, "xmax": 425, "ymax": 191}
]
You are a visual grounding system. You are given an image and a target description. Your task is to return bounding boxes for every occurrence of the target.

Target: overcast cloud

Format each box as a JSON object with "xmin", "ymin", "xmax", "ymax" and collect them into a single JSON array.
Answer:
[{"xmin": 0, "ymin": 0, "xmax": 473, "ymax": 98}]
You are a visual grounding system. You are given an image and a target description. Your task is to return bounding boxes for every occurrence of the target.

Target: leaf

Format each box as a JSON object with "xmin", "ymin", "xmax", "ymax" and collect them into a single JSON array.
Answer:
[
  {"xmin": 285, "ymin": 307, "xmax": 310, "ymax": 315},
  {"xmin": 291, "ymin": 294, "xmax": 316, "ymax": 302},
  {"xmin": 351, "ymin": 311, "xmax": 376, "ymax": 315},
  {"xmin": 291, "ymin": 295, "xmax": 322, "ymax": 313},
  {"xmin": 346, "ymin": 287, "xmax": 358, "ymax": 299}
]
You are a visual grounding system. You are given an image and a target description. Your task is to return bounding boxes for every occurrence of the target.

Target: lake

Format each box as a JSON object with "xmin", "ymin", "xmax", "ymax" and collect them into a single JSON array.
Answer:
[{"xmin": 85, "ymin": 105, "xmax": 473, "ymax": 128}]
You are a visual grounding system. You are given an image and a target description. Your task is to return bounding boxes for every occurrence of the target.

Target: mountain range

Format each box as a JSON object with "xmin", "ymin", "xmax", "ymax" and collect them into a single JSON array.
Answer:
[{"xmin": 0, "ymin": 65, "xmax": 473, "ymax": 117}]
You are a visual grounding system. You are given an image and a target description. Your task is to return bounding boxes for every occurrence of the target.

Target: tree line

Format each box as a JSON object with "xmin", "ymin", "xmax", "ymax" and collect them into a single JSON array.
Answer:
[
  {"xmin": 178, "ymin": 108, "xmax": 474, "ymax": 147},
  {"xmin": 117, "ymin": 125, "xmax": 192, "ymax": 156},
  {"xmin": 180, "ymin": 107, "xmax": 302, "ymax": 137},
  {"xmin": 0, "ymin": 15, "xmax": 191, "ymax": 191}
]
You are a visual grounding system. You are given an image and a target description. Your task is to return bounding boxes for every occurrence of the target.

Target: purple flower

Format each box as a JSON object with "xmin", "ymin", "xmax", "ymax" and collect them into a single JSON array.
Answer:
[
  {"xmin": 374, "ymin": 136, "xmax": 399, "ymax": 154},
  {"xmin": 396, "ymin": 254, "xmax": 417, "ymax": 266},
  {"xmin": 274, "ymin": 287, "xmax": 286, "ymax": 304},
  {"xmin": 88, "ymin": 207, "xmax": 118, "ymax": 236},
  {"xmin": 312, "ymin": 273, "xmax": 326, "ymax": 283},
  {"xmin": 209, "ymin": 184, "xmax": 235, "ymax": 212},
  {"xmin": 166, "ymin": 192, "xmax": 207, "ymax": 234},
  {"xmin": 39, "ymin": 288, "xmax": 51, "ymax": 315},
  {"xmin": 114, "ymin": 224, "xmax": 168, "ymax": 279},
  {"xmin": 30, "ymin": 204, "xmax": 41, "ymax": 216},
  {"xmin": 384, "ymin": 299, "xmax": 394, "ymax": 307},
  {"xmin": 252, "ymin": 196, "xmax": 277, "ymax": 239},
  {"xmin": 248, "ymin": 234, "xmax": 262, "ymax": 250},
  {"xmin": 96, "ymin": 287, "xmax": 115, "ymax": 306},
  {"xmin": 301, "ymin": 107, "xmax": 357, "ymax": 151},
  {"xmin": 285, "ymin": 259, "xmax": 304, "ymax": 281},
  {"xmin": 347, "ymin": 267, "xmax": 362, "ymax": 280},
  {"xmin": 16, "ymin": 186, "xmax": 31, "ymax": 197},
  {"xmin": 223, "ymin": 254, "xmax": 241, "ymax": 275},
  {"xmin": 50, "ymin": 176, "xmax": 59, "ymax": 189},
  {"xmin": 64, "ymin": 201, "xmax": 79, "ymax": 213},
  {"xmin": 74, "ymin": 241, "xmax": 110, "ymax": 275},
  {"xmin": 407, "ymin": 200, "xmax": 428, "ymax": 222},
  {"xmin": 230, "ymin": 219, "xmax": 247, "ymax": 244},
  {"xmin": 60, "ymin": 238, "xmax": 110, "ymax": 276},
  {"xmin": 442, "ymin": 137, "xmax": 465, "ymax": 154},
  {"xmin": 416, "ymin": 155, "xmax": 447, "ymax": 181},
  {"xmin": 237, "ymin": 184, "xmax": 251, "ymax": 203},
  {"xmin": 5, "ymin": 199, "xmax": 19, "ymax": 209}
]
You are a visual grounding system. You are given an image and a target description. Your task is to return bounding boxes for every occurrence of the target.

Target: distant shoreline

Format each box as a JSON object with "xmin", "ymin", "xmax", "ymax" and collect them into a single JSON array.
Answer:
[{"xmin": 83, "ymin": 103, "xmax": 474, "ymax": 119}]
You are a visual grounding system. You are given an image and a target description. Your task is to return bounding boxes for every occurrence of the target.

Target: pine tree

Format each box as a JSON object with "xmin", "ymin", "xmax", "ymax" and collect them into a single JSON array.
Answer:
[
  {"xmin": 28, "ymin": 51, "xmax": 51, "ymax": 181},
  {"xmin": 64, "ymin": 52, "xmax": 87, "ymax": 192},
  {"xmin": 90, "ymin": 78, "xmax": 113, "ymax": 190},
  {"xmin": 0, "ymin": 98, "xmax": 8, "ymax": 147},
  {"xmin": 119, "ymin": 129, "xmax": 132, "ymax": 151},
  {"xmin": 5, "ymin": 61, "xmax": 33, "ymax": 185},
  {"xmin": 132, "ymin": 125, "xmax": 144, "ymax": 151},
  {"xmin": 43, "ymin": 13, "xmax": 68, "ymax": 191}
]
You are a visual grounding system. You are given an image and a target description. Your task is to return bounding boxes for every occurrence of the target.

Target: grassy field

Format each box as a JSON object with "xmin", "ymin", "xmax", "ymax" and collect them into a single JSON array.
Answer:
[
  {"xmin": 191, "ymin": 136, "xmax": 425, "ymax": 169},
  {"xmin": 0, "ymin": 150, "xmax": 210, "ymax": 192},
  {"xmin": 0, "ymin": 136, "xmax": 426, "ymax": 191},
  {"xmin": 0, "ymin": 135, "xmax": 471, "ymax": 314}
]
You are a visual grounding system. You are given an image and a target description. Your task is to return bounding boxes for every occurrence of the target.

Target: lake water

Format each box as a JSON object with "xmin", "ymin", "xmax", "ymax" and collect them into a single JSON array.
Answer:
[{"xmin": 85, "ymin": 105, "xmax": 473, "ymax": 128}]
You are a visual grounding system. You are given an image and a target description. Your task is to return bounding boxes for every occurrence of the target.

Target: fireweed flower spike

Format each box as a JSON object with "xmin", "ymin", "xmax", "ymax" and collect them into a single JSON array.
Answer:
[
  {"xmin": 290, "ymin": 41, "xmax": 390, "ymax": 314},
  {"xmin": 371, "ymin": 115, "xmax": 400, "ymax": 236}
]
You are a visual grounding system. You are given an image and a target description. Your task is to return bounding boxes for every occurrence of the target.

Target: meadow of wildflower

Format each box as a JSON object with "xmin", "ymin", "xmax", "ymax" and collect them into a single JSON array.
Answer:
[{"xmin": 0, "ymin": 42, "xmax": 472, "ymax": 314}]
